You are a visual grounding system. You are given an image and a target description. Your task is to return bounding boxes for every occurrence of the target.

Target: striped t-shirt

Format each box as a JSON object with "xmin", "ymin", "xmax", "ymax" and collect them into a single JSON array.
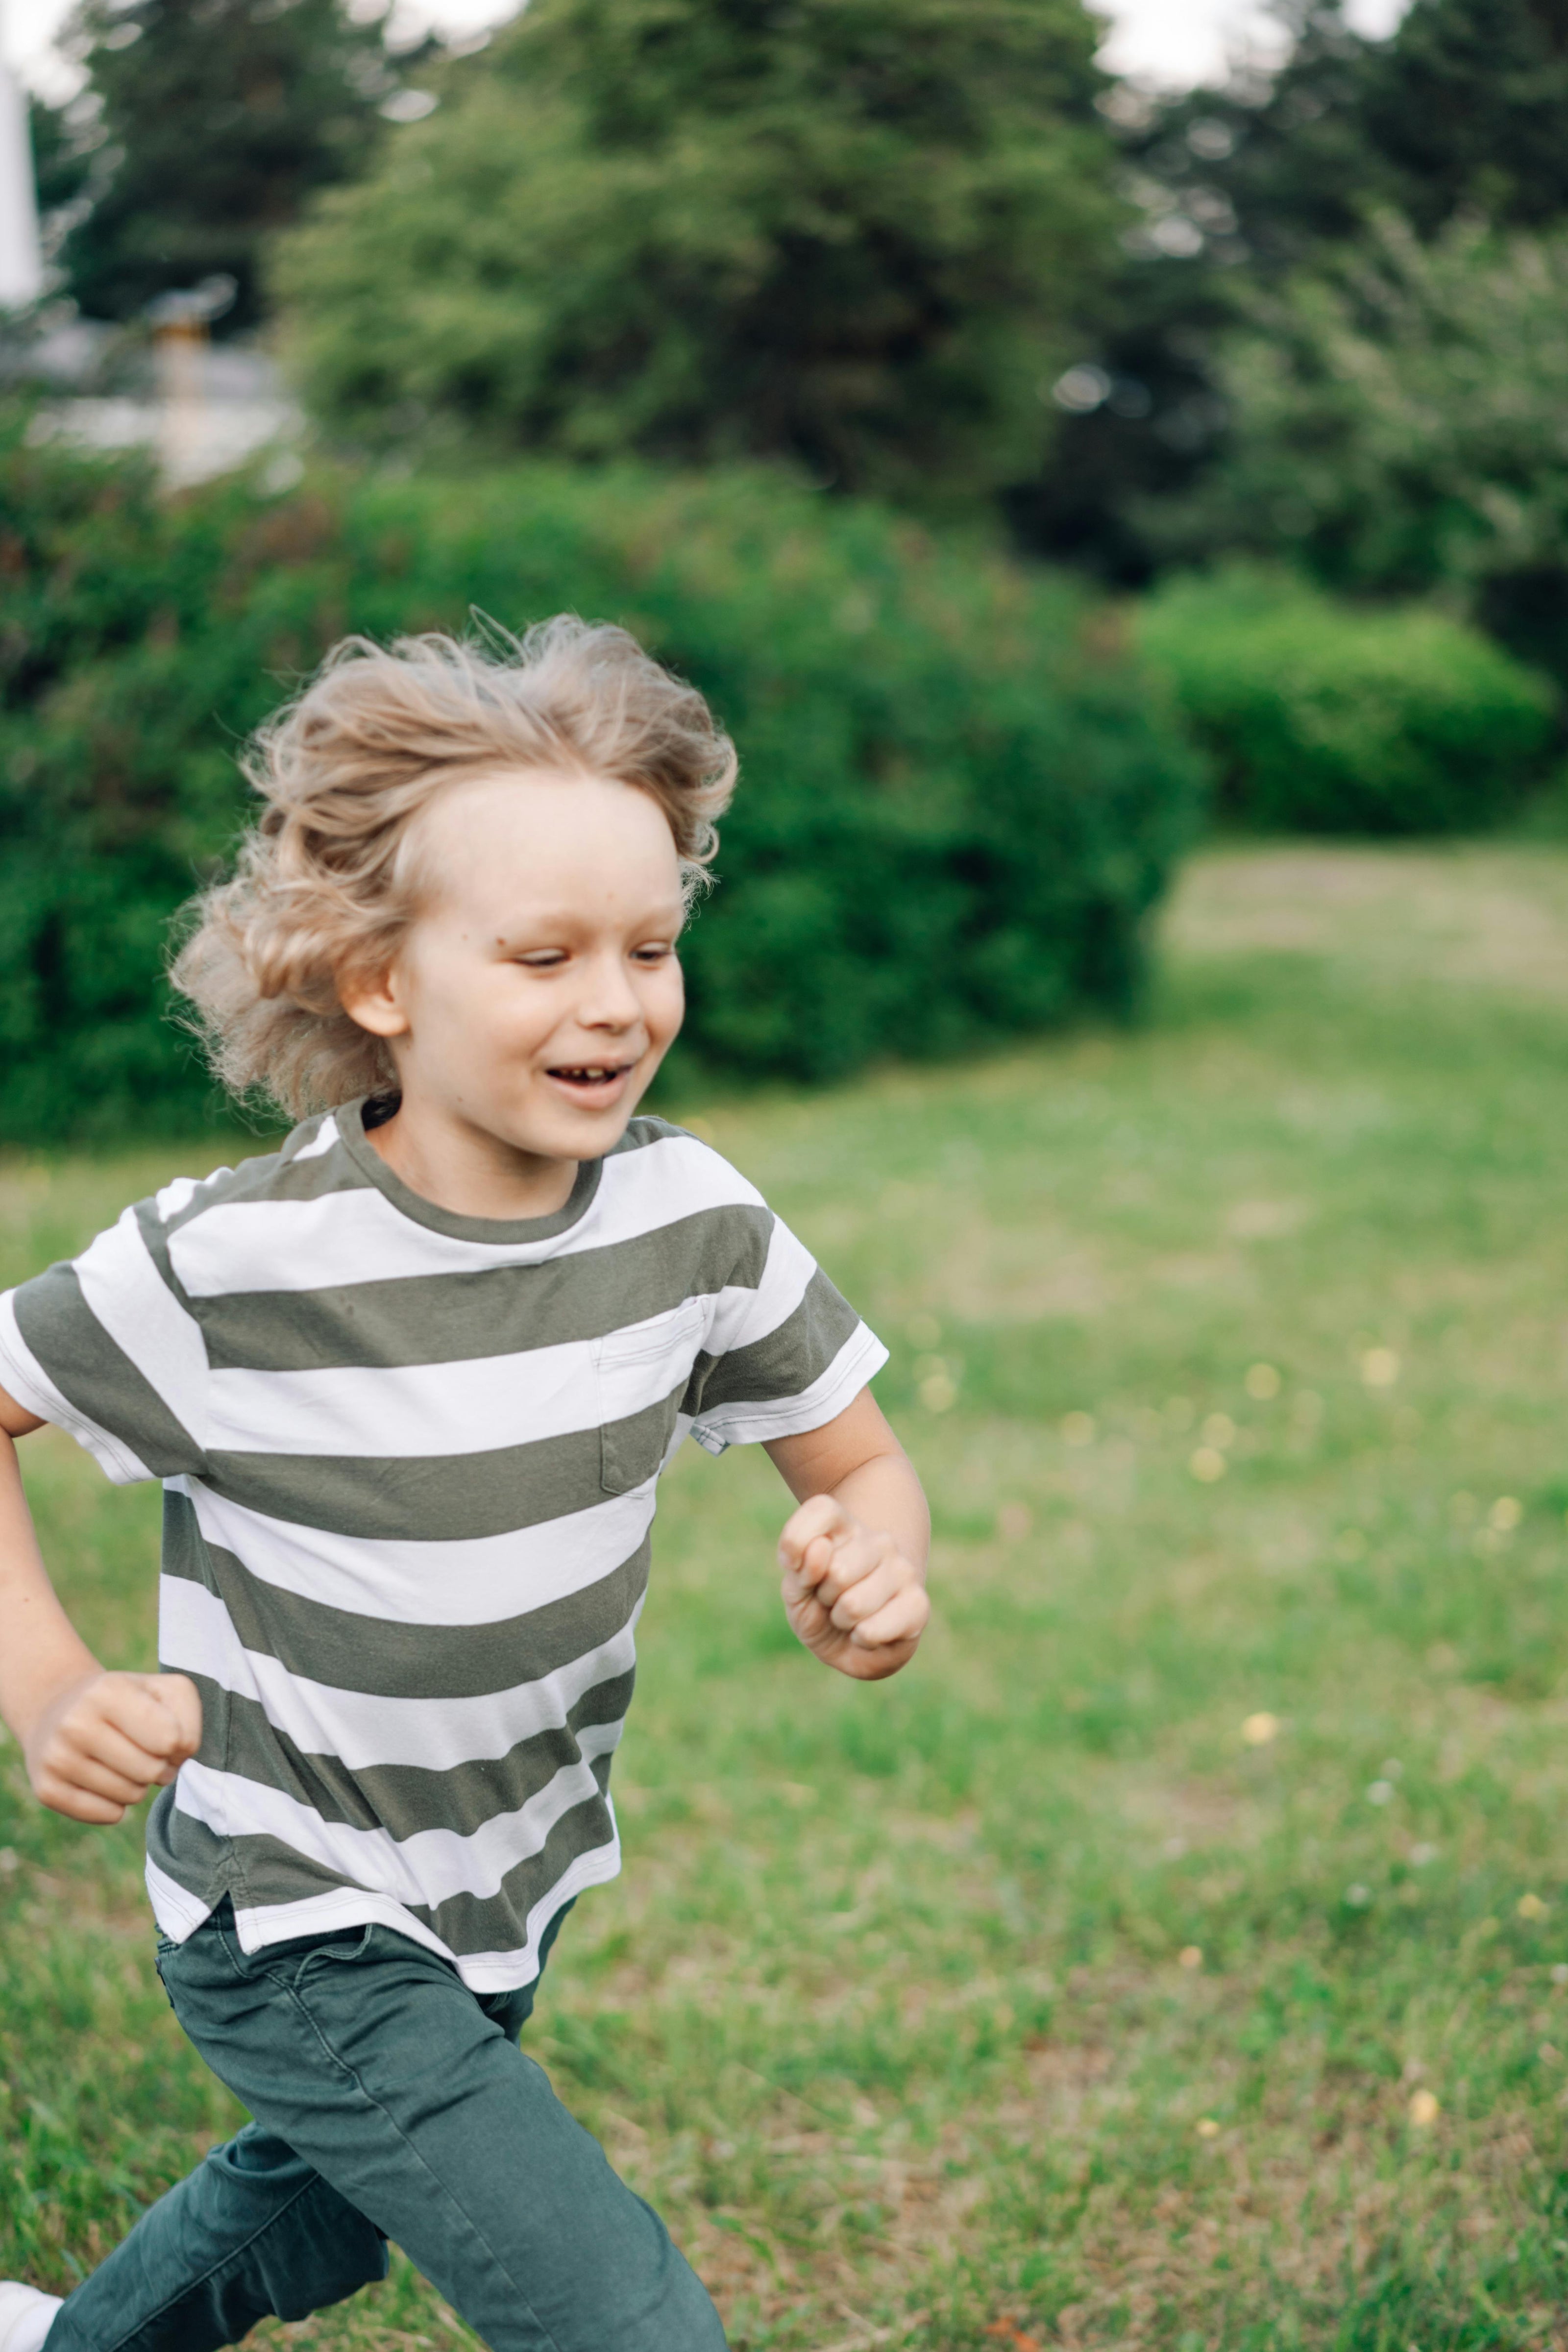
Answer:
[{"xmin": 0, "ymin": 1102, "xmax": 887, "ymax": 1990}]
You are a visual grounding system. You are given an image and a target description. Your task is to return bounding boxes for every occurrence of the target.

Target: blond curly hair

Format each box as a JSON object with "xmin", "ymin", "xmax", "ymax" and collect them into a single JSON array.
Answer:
[{"xmin": 172, "ymin": 617, "xmax": 737, "ymax": 1120}]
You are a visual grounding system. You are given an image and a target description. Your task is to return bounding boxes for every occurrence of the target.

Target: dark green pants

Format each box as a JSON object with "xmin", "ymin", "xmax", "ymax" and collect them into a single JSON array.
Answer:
[{"xmin": 45, "ymin": 1901, "xmax": 726, "ymax": 2352}]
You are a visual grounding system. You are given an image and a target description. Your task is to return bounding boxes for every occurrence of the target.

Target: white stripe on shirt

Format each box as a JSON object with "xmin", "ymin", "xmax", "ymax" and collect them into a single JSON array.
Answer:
[
  {"xmin": 168, "ymin": 1131, "xmax": 761, "ymax": 1298},
  {"xmin": 76, "ymin": 1207, "xmax": 209, "ymax": 1449},
  {"xmin": 159, "ymin": 1575, "xmax": 643, "ymax": 1773},
  {"xmin": 204, "ymin": 1297, "xmax": 717, "ymax": 1460},
  {"xmin": 178, "ymin": 1475, "xmax": 661, "ymax": 1627},
  {"xmin": 172, "ymin": 1723, "xmax": 623, "ymax": 1910}
]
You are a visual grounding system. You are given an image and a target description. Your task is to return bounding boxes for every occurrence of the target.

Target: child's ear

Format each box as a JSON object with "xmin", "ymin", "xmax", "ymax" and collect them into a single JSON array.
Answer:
[{"xmin": 338, "ymin": 964, "xmax": 409, "ymax": 1040}]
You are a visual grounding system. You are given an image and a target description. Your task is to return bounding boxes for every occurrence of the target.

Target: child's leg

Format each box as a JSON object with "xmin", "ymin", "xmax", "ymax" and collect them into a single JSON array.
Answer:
[
  {"xmin": 46, "ymin": 2121, "xmax": 387, "ymax": 2352},
  {"xmin": 61, "ymin": 1901, "xmax": 727, "ymax": 2352}
]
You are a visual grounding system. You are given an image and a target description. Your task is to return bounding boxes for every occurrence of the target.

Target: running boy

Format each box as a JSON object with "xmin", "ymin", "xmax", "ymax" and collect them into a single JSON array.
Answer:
[{"xmin": 0, "ymin": 619, "xmax": 930, "ymax": 2352}]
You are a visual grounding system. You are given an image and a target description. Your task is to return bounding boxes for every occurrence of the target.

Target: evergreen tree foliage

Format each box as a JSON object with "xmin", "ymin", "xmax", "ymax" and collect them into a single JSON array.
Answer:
[
  {"xmin": 1013, "ymin": 4, "xmax": 1380, "ymax": 576},
  {"xmin": 1327, "ymin": 0, "xmax": 1568, "ymax": 236},
  {"xmin": 1019, "ymin": 0, "xmax": 1568, "ymax": 580},
  {"xmin": 1145, "ymin": 212, "xmax": 1568, "ymax": 678},
  {"xmin": 276, "ymin": 0, "xmax": 1123, "ymax": 505},
  {"xmin": 1151, "ymin": 0, "xmax": 1568, "ymax": 260},
  {"xmin": 27, "ymin": 93, "xmax": 94, "ymax": 231},
  {"xmin": 40, "ymin": 0, "xmax": 413, "ymax": 330}
]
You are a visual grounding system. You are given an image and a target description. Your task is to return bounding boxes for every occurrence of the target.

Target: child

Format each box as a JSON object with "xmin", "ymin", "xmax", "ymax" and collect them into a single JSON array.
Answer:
[{"xmin": 0, "ymin": 619, "xmax": 930, "ymax": 2352}]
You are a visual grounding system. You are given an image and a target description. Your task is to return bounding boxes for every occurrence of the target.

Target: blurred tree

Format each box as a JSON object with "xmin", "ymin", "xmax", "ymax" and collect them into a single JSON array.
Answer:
[
  {"xmin": 276, "ymin": 0, "xmax": 1124, "ymax": 506},
  {"xmin": 1010, "ymin": 3, "xmax": 1381, "ymax": 576},
  {"xmin": 36, "ymin": 0, "xmax": 420, "ymax": 331},
  {"xmin": 1001, "ymin": 222, "xmax": 1237, "ymax": 585},
  {"xmin": 1321, "ymin": 0, "xmax": 1568, "ymax": 235},
  {"xmin": 1136, "ymin": 3, "xmax": 1378, "ymax": 275},
  {"xmin": 27, "ymin": 92, "xmax": 94, "ymax": 227},
  {"xmin": 1016, "ymin": 0, "xmax": 1568, "ymax": 579},
  {"xmin": 1147, "ymin": 0, "xmax": 1568, "ymax": 259},
  {"xmin": 1144, "ymin": 211, "xmax": 1568, "ymax": 677}
]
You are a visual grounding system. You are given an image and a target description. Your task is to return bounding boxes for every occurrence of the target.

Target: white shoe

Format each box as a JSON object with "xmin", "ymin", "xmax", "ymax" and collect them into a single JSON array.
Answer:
[{"xmin": 0, "ymin": 2284, "xmax": 63, "ymax": 2352}]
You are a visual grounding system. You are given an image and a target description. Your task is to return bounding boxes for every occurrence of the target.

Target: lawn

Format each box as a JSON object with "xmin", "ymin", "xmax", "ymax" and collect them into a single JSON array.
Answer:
[{"xmin": 5, "ymin": 841, "xmax": 1568, "ymax": 2352}]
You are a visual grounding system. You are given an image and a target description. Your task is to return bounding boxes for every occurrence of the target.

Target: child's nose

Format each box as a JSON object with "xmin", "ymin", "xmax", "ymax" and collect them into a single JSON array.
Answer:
[{"xmin": 578, "ymin": 956, "xmax": 644, "ymax": 1029}]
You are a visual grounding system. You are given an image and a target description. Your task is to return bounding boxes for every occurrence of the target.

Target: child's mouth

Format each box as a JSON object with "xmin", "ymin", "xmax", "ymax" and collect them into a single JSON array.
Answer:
[{"xmin": 545, "ymin": 1062, "xmax": 634, "ymax": 1100}]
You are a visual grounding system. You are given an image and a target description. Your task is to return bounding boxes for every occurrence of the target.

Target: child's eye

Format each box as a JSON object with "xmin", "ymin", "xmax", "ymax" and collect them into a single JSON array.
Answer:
[
  {"xmin": 516, "ymin": 952, "xmax": 567, "ymax": 970},
  {"xmin": 633, "ymin": 944, "xmax": 675, "ymax": 965}
]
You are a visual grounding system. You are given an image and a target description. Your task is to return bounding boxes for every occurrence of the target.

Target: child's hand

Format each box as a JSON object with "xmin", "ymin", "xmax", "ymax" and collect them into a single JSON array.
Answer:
[
  {"xmin": 25, "ymin": 1670, "xmax": 202, "ymax": 1825},
  {"xmin": 778, "ymin": 1495, "xmax": 930, "ymax": 1680}
]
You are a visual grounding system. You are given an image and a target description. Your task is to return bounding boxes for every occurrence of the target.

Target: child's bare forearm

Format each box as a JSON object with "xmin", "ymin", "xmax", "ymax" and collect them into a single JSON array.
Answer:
[
  {"xmin": 0, "ymin": 1427, "xmax": 102, "ymax": 1750},
  {"xmin": 0, "ymin": 1414, "xmax": 202, "ymax": 1822},
  {"xmin": 766, "ymin": 1391, "xmax": 929, "ymax": 1548},
  {"xmin": 820, "ymin": 1445, "xmax": 930, "ymax": 1576},
  {"xmin": 768, "ymin": 1393, "xmax": 931, "ymax": 1679}
]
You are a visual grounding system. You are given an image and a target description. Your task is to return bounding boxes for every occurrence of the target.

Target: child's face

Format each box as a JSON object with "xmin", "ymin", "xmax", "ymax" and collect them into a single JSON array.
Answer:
[{"xmin": 346, "ymin": 769, "xmax": 687, "ymax": 1169}]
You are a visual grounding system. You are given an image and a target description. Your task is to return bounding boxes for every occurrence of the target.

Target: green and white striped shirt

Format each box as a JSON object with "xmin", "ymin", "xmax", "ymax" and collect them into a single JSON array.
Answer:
[{"xmin": 0, "ymin": 1103, "xmax": 886, "ymax": 1990}]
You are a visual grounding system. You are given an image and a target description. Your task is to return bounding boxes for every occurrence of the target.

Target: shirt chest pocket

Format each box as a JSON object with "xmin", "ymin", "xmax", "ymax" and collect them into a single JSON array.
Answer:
[{"xmin": 593, "ymin": 1301, "xmax": 707, "ymax": 1496}]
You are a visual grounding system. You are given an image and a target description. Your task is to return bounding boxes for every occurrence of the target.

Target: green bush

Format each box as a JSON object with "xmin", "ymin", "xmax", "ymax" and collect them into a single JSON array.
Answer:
[
  {"xmin": 1135, "ymin": 568, "xmax": 1559, "ymax": 835},
  {"xmin": 0, "ymin": 421, "xmax": 1204, "ymax": 1143}
]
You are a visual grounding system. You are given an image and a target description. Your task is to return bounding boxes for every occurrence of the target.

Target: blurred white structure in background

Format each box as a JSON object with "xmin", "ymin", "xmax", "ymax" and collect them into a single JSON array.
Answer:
[
  {"xmin": 5, "ymin": 0, "xmax": 299, "ymax": 486},
  {"xmin": 143, "ymin": 275, "xmax": 303, "ymax": 486},
  {"xmin": 28, "ymin": 335, "xmax": 305, "ymax": 486},
  {"xmin": 27, "ymin": 270, "xmax": 303, "ymax": 486},
  {"xmin": 0, "ymin": 0, "xmax": 44, "ymax": 308}
]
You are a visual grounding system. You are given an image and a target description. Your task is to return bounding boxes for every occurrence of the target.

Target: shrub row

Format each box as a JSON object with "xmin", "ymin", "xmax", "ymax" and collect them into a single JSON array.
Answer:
[
  {"xmin": 0, "ymin": 424, "xmax": 1205, "ymax": 1142},
  {"xmin": 1135, "ymin": 567, "xmax": 1560, "ymax": 835}
]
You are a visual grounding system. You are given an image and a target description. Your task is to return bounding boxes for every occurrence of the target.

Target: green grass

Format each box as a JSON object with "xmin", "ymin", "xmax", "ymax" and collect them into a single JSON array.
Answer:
[{"xmin": 7, "ymin": 841, "xmax": 1568, "ymax": 2352}]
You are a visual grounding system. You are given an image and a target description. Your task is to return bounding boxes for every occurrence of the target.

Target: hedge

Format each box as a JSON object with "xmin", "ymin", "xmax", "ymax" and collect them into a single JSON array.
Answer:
[
  {"xmin": 0, "ymin": 421, "xmax": 1205, "ymax": 1142},
  {"xmin": 1134, "ymin": 567, "xmax": 1560, "ymax": 836}
]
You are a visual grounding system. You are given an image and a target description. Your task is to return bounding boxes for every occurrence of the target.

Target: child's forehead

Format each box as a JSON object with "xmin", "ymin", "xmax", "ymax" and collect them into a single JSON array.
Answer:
[
  {"xmin": 412, "ymin": 767, "xmax": 683, "ymax": 910},
  {"xmin": 427, "ymin": 760, "xmax": 605, "ymax": 812}
]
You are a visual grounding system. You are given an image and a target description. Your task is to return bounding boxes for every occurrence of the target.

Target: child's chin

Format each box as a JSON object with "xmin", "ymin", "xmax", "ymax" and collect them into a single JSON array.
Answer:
[{"xmin": 518, "ymin": 1088, "xmax": 642, "ymax": 1152}]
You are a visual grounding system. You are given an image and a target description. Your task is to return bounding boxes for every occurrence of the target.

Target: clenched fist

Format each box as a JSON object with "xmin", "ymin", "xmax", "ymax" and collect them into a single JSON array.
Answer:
[
  {"xmin": 26, "ymin": 1669, "xmax": 202, "ymax": 1824},
  {"xmin": 778, "ymin": 1494, "xmax": 930, "ymax": 1681}
]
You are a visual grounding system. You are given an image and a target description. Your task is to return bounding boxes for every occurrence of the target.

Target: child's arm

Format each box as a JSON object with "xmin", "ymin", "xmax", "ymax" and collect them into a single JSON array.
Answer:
[
  {"xmin": 0, "ymin": 1384, "xmax": 201, "ymax": 1824},
  {"xmin": 765, "ymin": 1388, "xmax": 930, "ymax": 1682}
]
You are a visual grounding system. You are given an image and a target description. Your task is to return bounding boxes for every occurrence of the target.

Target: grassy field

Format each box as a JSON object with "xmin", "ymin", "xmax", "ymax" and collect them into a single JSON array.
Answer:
[{"xmin": 6, "ymin": 841, "xmax": 1568, "ymax": 2352}]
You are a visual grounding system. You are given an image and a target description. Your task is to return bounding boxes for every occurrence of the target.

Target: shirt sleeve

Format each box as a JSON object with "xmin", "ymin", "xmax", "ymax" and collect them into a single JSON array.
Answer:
[
  {"xmin": 684, "ymin": 1209, "xmax": 889, "ymax": 1455},
  {"xmin": 0, "ymin": 1196, "xmax": 210, "ymax": 1484}
]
